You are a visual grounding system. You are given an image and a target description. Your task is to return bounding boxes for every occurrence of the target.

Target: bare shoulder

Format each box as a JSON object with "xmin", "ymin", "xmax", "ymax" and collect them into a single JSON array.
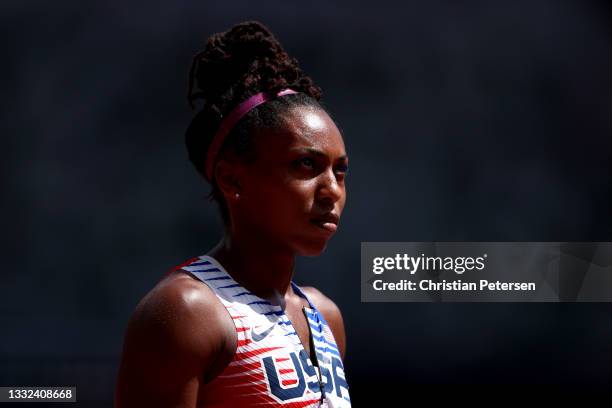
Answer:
[
  {"xmin": 300, "ymin": 286, "xmax": 347, "ymax": 361},
  {"xmin": 300, "ymin": 286, "xmax": 343, "ymax": 320},
  {"xmin": 116, "ymin": 272, "xmax": 236, "ymax": 407},
  {"xmin": 126, "ymin": 272, "xmax": 234, "ymax": 359}
]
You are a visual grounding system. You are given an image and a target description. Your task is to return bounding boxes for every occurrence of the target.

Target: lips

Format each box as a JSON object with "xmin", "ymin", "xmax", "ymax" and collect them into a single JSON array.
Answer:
[{"xmin": 310, "ymin": 213, "xmax": 340, "ymax": 233}]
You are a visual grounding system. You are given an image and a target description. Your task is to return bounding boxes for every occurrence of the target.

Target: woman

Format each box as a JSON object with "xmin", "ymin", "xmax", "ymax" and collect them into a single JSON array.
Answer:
[{"xmin": 116, "ymin": 21, "xmax": 350, "ymax": 408}]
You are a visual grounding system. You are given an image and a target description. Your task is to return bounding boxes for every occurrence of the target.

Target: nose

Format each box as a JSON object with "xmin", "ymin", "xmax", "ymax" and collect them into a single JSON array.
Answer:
[{"xmin": 315, "ymin": 167, "xmax": 343, "ymax": 205}]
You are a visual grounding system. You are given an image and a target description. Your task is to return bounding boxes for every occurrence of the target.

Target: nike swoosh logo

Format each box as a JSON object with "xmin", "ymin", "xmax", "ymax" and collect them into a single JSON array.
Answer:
[{"xmin": 251, "ymin": 324, "xmax": 276, "ymax": 342}]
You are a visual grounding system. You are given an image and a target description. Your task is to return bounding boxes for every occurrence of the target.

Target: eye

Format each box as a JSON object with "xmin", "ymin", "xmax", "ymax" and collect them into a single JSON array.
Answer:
[
  {"xmin": 335, "ymin": 163, "xmax": 349, "ymax": 175},
  {"xmin": 296, "ymin": 157, "xmax": 315, "ymax": 169}
]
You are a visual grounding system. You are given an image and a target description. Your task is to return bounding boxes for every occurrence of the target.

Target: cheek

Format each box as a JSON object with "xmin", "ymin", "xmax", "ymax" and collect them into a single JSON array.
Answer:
[
  {"xmin": 270, "ymin": 182, "xmax": 315, "ymax": 216},
  {"xmin": 244, "ymin": 180, "xmax": 314, "ymax": 220}
]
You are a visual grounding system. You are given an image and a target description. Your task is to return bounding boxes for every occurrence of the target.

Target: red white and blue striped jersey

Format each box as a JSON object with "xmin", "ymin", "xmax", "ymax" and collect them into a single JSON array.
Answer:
[{"xmin": 175, "ymin": 255, "xmax": 351, "ymax": 408}]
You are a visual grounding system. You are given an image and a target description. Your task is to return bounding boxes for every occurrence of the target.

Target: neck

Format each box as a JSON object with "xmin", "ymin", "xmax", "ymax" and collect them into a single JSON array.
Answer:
[{"xmin": 207, "ymin": 227, "xmax": 296, "ymax": 305}]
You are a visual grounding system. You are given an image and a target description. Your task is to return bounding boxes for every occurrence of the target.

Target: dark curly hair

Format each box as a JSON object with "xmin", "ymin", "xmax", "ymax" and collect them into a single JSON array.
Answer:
[{"xmin": 185, "ymin": 21, "xmax": 325, "ymax": 225}]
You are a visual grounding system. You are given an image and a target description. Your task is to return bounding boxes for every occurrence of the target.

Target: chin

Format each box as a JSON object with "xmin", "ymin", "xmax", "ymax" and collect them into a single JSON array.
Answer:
[{"xmin": 295, "ymin": 239, "xmax": 329, "ymax": 257}]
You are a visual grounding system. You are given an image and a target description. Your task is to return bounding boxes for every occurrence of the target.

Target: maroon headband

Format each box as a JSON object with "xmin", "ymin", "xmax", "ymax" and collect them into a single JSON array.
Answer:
[{"xmin": 205, "ymin": 88, "xmax": 298, "ymax": 181}]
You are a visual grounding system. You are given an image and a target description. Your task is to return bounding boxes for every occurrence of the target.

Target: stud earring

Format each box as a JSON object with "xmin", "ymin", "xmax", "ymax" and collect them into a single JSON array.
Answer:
[{"xmin": 235, "ymin": 192, "xmax": 240, "ymax": 199}]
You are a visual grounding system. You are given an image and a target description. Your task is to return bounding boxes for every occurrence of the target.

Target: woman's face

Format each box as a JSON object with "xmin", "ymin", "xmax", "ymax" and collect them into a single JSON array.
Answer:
[{"xmin": 232, "ymin": 105, "xmax": 348, "ymax": 256}]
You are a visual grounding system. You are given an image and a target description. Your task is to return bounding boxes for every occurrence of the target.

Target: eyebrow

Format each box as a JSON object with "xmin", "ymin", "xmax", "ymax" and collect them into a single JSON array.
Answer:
[{"xmin": 292, "ymin": 147, "xmax": 348, "ymax": 161}]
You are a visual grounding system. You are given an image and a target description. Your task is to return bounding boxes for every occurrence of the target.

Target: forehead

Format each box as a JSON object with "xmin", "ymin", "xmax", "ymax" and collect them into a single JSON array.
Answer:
[{"xmin": 258, "ymin": 106, "xmax": 346, "ymax": 155}]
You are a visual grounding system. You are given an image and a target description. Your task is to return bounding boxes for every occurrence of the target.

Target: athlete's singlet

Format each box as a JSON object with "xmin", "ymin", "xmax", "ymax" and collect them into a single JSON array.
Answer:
[{"xmin": 175, "ymin": 255, "xmax": 351, "ymax": 408}]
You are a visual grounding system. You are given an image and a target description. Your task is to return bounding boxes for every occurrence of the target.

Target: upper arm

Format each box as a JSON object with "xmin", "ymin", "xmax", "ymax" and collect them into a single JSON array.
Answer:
[
  {"xmin": 301, "ymin": 286, "xmax": 347, "ymax": 361},
  {"xmin": 115, "ymin": 276, "xmax": 234, "ymax": 408}
]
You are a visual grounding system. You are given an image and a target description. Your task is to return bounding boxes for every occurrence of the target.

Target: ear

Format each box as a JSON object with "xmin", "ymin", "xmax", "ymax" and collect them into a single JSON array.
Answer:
[{"xmin": 214, "ymin": 158, "xmax": 242, "ymax": 201}]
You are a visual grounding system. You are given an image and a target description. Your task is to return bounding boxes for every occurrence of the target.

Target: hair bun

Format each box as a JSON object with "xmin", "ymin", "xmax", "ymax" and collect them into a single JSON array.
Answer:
[{"xmin": 188, "ymin": 21, "xmax": 321, "ymax": 111}]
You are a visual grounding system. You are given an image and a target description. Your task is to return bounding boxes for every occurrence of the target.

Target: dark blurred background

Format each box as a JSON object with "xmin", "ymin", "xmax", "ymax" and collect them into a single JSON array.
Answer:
[{"xmin": 3, "ymin": 0, "xmax": 612, "ymax": 406}]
